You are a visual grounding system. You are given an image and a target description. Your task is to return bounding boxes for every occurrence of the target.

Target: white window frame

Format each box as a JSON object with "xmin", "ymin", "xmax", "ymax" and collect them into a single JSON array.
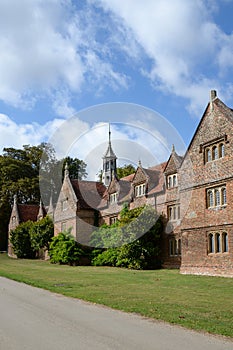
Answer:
[
  {"xmin": 110, "ymin": 192, "xmax": 117, "ymax": 204},
  {"xmin": 167, "ymin": 173, "xmax": 178, "ymax": 188},
  {"xmin": 135, "ymin": 183, "xmax": 146, "ymax": 197}
]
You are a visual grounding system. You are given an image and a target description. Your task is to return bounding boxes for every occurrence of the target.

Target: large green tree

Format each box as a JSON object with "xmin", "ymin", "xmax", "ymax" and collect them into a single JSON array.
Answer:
[
  {"xmin": 0, "ymin": 143, "xmax": 87, "ymax": 251},
  {"xmin": 91, "ymin": 205, "xmax": 163, "ymax": 269}
]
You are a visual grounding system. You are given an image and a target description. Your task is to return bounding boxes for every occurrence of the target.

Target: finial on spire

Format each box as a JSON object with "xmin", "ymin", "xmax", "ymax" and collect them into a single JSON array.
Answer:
[
  {"xmin": 64, "ymin": 162, "xmax": 69, "ymax": 178},
  {"xmin": 37, "ymin": 198, "xmax": 44, "ymax": 220},
  {"xmin": 109, "ymin": 123, "xmax": 111, "ymax": 144},
  {"xmin": 138, "ymin": 159, "xmax": 142, "ymax": 167},
  {"xmin": 13, "ymin": 194, "xmax": 17, "ymax": 206},
  {"xmin": 172, "ymin": 144, "xmax": 175, "ymax": 153}
]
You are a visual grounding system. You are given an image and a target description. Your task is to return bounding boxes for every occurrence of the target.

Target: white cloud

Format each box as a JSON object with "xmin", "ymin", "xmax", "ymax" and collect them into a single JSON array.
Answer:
[
  {"xmin": 0, "ymin": 113, "xmax": 64, "ymax": 152},
  {"xmin": 1, "ymin": 0, "xmax": 233, "ymax": 121},
  {"xmin": 93, "ymin": 0, "xmax": 233, "ymax": 115},
  {"xmin": 0, "ymin": 0, "xmax": 129, "ymax": 115}
]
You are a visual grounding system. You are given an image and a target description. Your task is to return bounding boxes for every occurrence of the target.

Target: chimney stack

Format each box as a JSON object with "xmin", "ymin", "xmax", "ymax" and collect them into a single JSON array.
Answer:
[{"xmin": 210, "ymin": 90, "xmax": 217, "ymax": 102}]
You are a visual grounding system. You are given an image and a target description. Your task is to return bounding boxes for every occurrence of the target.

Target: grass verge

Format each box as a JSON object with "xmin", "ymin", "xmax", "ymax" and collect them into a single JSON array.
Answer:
[{"xmin": 0, "ymin": 253, "xmax": 232, "ymax": 338}]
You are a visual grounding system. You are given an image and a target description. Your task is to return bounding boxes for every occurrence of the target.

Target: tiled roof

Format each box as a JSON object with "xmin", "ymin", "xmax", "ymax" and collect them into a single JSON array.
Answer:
[
  {"xmin": 100, "ymin": 162, "xmax": 166, "ymax": 208},
  {"xmin": 71, "ymin": 180, "xmax": 106, "ymax": 210},
  {"xmin": 143, "ymin": 162, "xmax": 166, "ymax": 195},
  {"xmin": 121, "ymin": 173, "xmax": 135, "ymax": 182},
  {"xmin": 18, "ymin": 204, "xmax": 46, "ymax": 222}
]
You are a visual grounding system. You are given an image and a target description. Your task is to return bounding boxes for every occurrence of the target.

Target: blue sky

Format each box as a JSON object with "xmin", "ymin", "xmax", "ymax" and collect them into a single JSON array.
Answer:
[{"xmin": 1, "ymin": 0, "xmax": 233, "ymax": 175}]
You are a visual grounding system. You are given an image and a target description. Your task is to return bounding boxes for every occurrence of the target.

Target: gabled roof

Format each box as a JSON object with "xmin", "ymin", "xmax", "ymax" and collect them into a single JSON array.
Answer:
[
  {"xmin": 181, "ymin": 93, "xmax": 233, "ymax": 165},
  {"xmin": 18, "ymin": 204, "xmax": 46, "ymax": 222},
  {"xmin": 144, "ymin": 162, "xmax": 167, "ymax": 195},
  {"xmin": 164, "ymin": 148, "xmax": 183, "ymax": 174},
  {"xmin": 100, "ymin": 161, "xmax": 166, "ymax": 207},
  {"xmin": 71, "ymin": 180, "xmax": 106, "ymax": 210},
  {"xmin": 132, "ymin": 166, "xmax": 148, "ymax": 185}
]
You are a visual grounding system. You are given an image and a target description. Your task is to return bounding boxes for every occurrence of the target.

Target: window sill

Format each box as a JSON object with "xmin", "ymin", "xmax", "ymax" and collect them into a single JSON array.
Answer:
[
  {"xmin": 207, "ymin": 205, "xmax": 227, "ymax": 210},
  {"xmin": 208, "ymin": 252, "xmax": 229, "ymax": 256},
  {"xmin": 169, "ymin": 254, "xmax": 181, "ymax": 257}
]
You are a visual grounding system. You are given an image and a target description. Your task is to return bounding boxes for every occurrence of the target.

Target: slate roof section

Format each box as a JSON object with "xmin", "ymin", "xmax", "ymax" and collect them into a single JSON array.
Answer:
[
  {"xmin": 103, "ymin": 142, "xmax": 117, "ymax": 158},
  {"xmin": 71, "ymin": 180, "xmax": 106, "ymax": 210},
  {"xmin": 144, "ymin": 162, "xmax": 167, "ymax": 195}
]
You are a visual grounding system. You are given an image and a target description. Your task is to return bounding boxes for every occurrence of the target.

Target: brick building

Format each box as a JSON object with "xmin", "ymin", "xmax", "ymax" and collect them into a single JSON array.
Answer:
[{"xmin": 8, "ymin": 90, "xmax": 233, "ymax": 277}]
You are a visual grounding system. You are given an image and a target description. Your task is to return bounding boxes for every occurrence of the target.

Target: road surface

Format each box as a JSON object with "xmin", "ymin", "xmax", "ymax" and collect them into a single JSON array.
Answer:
[{"xmin": 0, "ymin": 277, "xmax": 232, "ymax": 350}]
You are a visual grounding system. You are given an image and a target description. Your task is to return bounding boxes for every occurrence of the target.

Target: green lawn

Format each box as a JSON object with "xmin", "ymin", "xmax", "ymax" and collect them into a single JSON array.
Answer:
[{"xmin": 0, "ymin": 253, "xmax": 232, "ymax": 338}]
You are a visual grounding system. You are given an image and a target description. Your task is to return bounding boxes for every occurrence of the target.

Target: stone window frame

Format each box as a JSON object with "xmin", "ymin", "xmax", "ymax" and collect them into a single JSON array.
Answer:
[
  {"xmin": 61, "ymin": 222, "xmax": 66, "ymax": 232},
  {"xmin": 135, "ymin": 183, "xmax": 146, "ymax": 197},
  {"xmin": 61, "ymin": 198, "xmax": 68, "ymax": 211},
  {"xmin": 110, "ymin": 216, "xmax": 118, "ymax": 225},
  {"xmin": 201, "ymin": 135, "xmax": 227, "ymax": 164},
  {"xmin": 167, "ymin": 173, "xmax": 178, "ymax": 189},
  {"xmin": 169, "ymin": 238, "xmax": 181, "ymax": 256},
  {"xmin": 167, "ymin": 204, "xmax": 180, "ymax": 221},
  {"xmin": 206, "ymin": 185, "xmax": 226, "ymax": 209},
  {"xmin": 207, "ymin": 231, "xmax": 229, "ymax": 254},
  {"xmin": 110, "ymin": 192, "xmax": 117, "ymax": 204}
]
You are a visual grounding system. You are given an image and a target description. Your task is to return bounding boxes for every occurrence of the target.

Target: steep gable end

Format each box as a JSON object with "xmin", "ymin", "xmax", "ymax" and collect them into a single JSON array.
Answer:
[
  {"xmin": 164, "ymin": 150, "xmax": 183, "ymax": 175},
  {"xmin": 182, "ymin": 93, "xmax": 233, "ymax": 164},
  {"xmin": 133, "ymin": 166, "xmax": 148, "ymax": 185}
]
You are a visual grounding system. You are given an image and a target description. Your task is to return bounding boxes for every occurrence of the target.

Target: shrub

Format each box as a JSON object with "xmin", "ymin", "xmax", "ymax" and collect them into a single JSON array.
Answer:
[
  {"xmin": 10, "ymin": 215, "xmax": 54, "ymax": 259},
  {"xmin": 10, "ymin": 221, "xmax": 35, "ymax": 258},
  {"xmin": 30, "ymin": 216, "xmax": 54, "ymax": 252},
  {"xmin": 49, "ymin": 231, "xmax": 84, "ymax": 265},
  {"xmin": 92, "ymin": 248, "xmax": 119, "ymax": 266}
]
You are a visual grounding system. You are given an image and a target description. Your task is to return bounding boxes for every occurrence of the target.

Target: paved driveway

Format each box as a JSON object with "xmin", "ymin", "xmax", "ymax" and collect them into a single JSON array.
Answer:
[{"xmin": 0, "ymin": 277, "xmax": 232, "ymax": 350}]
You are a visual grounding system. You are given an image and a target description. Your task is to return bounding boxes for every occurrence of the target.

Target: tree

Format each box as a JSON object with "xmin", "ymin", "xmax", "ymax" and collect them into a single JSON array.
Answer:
[
  {"xmin": 117, "ymin": 164, "xmax": 135, "ymax": 179},
  {"xmin": 0, "ymin": 143, "xmax": 87, "ymax": 250},
  {"xmin": 91, "ymin": 205, "xmax": 163, "ymax": 269},
  {"xmin": 0, "ymin": 144, "xmax": 48, "ymax": 251},
  {"xmin": 62, "ymin": 156, "xmax": 87, "ymax": 180}
]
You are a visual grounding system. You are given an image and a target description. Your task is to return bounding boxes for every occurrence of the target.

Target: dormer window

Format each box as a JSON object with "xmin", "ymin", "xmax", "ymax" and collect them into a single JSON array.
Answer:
[
  {"xmin": 167, "ymin": 174, "xmax": 178, "ymax": 188},
  {"xmin": 110, "ymin": 192, "xmax": 117, "ymax": 204},
  {"xmin": 135, "ymin": 183, "xmax": 146, "ymax": 197}
]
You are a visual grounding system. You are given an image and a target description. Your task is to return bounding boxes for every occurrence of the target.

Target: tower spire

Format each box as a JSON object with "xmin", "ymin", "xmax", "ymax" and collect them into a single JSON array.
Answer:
[{"xmin": 102, "ymin": 123, "xmax": 117, "ymax": 187}]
